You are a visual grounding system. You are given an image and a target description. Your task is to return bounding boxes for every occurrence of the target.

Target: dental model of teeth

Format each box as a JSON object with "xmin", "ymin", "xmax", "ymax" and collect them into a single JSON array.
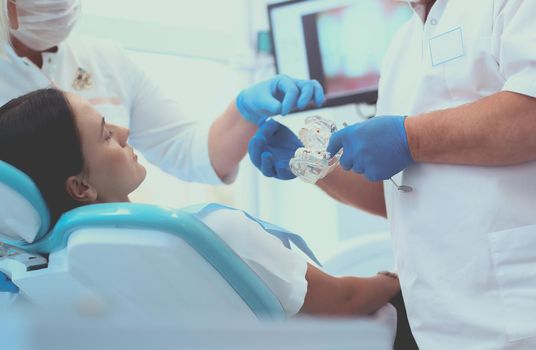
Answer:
[{"xmin": 289, "ymin": 116, "xmax": 342, "ymax": 184}]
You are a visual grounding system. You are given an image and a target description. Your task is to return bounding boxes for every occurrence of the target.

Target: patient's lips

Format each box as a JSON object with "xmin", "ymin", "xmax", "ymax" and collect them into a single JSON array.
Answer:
[
  {"xmin": 128, "ymin": 145, "xmax": 138, "ymax": 161},
  {"xmin": 130, "ymin": 147, "xmax": 138, "ymax": 162}
]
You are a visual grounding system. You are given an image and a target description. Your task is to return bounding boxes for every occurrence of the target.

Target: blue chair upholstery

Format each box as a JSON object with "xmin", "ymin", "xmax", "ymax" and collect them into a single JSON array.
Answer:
[{"xmin": 0, "ymin": 160, "xmax": 284, "ymax": 319}]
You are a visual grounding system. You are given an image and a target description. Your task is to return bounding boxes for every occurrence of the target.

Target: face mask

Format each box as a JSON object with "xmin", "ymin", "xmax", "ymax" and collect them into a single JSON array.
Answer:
[{"xmin": 9, "ymin": 0, "xmax": 81, "ymax": 51}]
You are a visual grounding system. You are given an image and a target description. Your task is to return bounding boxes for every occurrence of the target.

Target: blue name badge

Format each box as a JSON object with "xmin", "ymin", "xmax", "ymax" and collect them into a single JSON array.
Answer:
[{"xmin": 429, "ymin": 27, "xmax": 465, "ymax": 66}]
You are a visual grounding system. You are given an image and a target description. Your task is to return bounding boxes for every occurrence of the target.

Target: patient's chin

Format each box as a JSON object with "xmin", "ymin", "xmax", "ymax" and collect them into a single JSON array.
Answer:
[{"xmin": 133, "ymin": 165, "xmax": 147, "ymax": 191}]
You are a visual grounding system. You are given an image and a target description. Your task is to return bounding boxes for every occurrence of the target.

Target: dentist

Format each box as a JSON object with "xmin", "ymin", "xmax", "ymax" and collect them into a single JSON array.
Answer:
[
  {"xmin": 249, "ymin": 0, "xmax": 536, "ymax": 348},
  {"xmin": 0, "ymin": 0, "xmax": 324, "ymax": 185}
]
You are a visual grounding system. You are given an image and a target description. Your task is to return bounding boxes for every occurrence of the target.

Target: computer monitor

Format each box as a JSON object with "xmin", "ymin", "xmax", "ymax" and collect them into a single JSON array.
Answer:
[{"xmin": 268, "ymin": 0, "xmax": 413, "ymax": 108}]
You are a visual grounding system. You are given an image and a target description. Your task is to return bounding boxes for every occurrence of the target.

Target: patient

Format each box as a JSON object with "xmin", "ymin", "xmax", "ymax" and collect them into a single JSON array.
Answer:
[{"xmin": 0, "ymin": 89, "xmax": 416, "ymax": 349}]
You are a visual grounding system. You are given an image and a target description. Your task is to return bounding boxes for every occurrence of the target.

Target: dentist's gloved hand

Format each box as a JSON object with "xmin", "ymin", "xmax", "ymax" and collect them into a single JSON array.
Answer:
[
  {"xmin": 248, "ymin": 119, "xmax": 302, "ymax": 179},
  {"xmin": 0, "ymin": 272, "xmax": 19, "ymax": 293},
  {"xmin": 237, "ymin": 75, "xmax": 325, "ymax": 126},
  {"xmin": 326, "ymin": 116, "xmax": 414, "ymax": 181}
]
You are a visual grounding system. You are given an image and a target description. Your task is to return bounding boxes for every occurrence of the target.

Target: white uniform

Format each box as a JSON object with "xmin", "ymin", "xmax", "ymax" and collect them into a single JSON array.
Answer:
[
  {"xmin": 0, "ymin": 37, "xmax": 233, "ymax": 184},
  {"xmin": 377, "ymin": 0, "xmax": 536, "ymax": 349}
]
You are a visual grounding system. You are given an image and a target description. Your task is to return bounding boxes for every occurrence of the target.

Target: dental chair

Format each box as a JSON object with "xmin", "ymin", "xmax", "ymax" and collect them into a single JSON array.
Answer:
[
  {"xmin": 0, "ymin": 160, "xmax": 283, "ymax": 321},
  {"xmin": 0, "ymin": 160, "xmax": 395, "ymax": 349}
]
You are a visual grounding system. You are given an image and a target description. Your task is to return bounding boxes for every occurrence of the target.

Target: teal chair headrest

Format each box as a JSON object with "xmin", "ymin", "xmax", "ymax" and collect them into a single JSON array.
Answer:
[{"xmin": 0, "ymin": 160, "xmax": 51, "ymax": 245}]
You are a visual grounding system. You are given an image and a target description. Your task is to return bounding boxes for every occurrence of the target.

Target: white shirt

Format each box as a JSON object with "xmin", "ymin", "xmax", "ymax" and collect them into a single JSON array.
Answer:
[
  {"xmin": 0, "ymin": 36, "xmax": 235, "ymax": 184},
  {"xmin": 202, "ymin": 207, "xmax": 398, "ymax": 336},
  {"xmin": 201, "ymin": 208, "xmax": 308, "ymax": 316},
  {"xmin": 377, "ymin": 1, "xmax": 536, "ymax": 349}
]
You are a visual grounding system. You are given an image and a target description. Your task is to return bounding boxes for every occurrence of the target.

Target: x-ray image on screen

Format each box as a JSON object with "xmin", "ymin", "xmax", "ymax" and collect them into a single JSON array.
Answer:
[
  {"xmin": 303, "ymin": 1, "xmax": 411, "ymax": 99},
  {"xmin": 270, "ymin": 0, "xmax": 412, "ymax": 107}
]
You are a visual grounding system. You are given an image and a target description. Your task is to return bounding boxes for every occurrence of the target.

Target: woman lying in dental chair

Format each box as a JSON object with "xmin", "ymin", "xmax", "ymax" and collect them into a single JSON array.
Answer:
[{"xmin": 0, "ymin": 89, "xmax": 417, "ymax": 349}]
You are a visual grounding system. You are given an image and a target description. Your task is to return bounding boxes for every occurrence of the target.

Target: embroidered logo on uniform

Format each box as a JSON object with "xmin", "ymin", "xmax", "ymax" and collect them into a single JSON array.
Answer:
[{"xmin": 72, "ymin": 67, "xmax": 93, "ymax": 90}]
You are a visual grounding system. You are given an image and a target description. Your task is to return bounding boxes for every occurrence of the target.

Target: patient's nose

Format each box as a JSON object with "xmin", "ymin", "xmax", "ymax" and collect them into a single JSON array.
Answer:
[{"xmin": 117, "ymin": 126, "xmax": 130, "ymax": 147}]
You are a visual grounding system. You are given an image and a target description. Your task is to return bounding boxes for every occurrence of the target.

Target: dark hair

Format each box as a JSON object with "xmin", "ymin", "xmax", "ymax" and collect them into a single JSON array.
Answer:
[{"xmin": 0, "ymin": 88, "xmax": 84, "ymax": 225}]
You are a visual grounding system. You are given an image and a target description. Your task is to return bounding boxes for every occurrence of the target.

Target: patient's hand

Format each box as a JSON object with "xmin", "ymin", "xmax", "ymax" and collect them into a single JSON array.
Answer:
[
  {"xmin": 248, "ymin": 119, "xmax": 302, "ymax": 180},
  {"xmin": 299, "ymin": 264, "xmax": 400, "ymax": 316}
]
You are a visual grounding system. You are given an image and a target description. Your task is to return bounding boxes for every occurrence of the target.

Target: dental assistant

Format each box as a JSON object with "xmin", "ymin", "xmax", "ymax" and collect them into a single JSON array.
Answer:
[
  {"xmin": 0, "ymin": 0, "xmax": 324, "ymax": 184},
  {"xmin": 249, "ymin": 0, "xmax": 536, "ymax": 348}
]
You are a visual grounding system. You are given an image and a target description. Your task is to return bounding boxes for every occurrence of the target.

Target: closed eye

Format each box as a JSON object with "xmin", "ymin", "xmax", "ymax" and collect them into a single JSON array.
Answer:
[{"xmin": 105, "ymin": 128, "xmax": 114, "ymax": 141}]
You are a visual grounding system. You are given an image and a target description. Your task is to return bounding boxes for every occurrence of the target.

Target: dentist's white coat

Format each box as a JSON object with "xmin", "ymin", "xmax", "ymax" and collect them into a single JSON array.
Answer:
[
  {"xmin": 0, "ymin": 38, "xmax": 230, "ymax": 185},
  {"xmin": 378, "ymin": 1, "xmax": 536, "ymax": 349}
]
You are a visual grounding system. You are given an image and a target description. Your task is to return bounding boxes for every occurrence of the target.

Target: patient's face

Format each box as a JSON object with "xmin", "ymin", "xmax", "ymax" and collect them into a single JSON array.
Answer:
[{"xmin": 67, "ymin": 93, "xmax": 146, "ymax": 202}]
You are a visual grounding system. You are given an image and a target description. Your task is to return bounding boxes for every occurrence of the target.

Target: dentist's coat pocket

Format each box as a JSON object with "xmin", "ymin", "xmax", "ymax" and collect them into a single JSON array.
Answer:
[
  {"xmin": 488, "ymin": 224, "xmax": 536, "ymax": 342},
  {"xmin": 429, "ymin": 27, "xmax": 465, "ymax": 67}
]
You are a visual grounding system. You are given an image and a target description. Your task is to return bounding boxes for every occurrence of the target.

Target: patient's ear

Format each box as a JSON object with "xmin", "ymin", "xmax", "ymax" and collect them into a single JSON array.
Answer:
[{"xmin": 65, "ymin": 175, "xmax": 98, "ymax": 203}]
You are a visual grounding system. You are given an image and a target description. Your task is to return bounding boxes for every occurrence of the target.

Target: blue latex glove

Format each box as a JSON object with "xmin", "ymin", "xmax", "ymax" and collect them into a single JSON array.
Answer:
[
  {"xmin": 0, "ymin": 272, "xmax": 19, "ymax": 293},
  {"xmin": 248, "ymin": 119, "xmax": 302, "ymax": 179},
  {"xmin": 326, "ymin": 116, "xmax": 414, "ymax": 181},
  {"xmin": 237, "ymin": 75, "xmax": 325, "ymax": 126}
]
